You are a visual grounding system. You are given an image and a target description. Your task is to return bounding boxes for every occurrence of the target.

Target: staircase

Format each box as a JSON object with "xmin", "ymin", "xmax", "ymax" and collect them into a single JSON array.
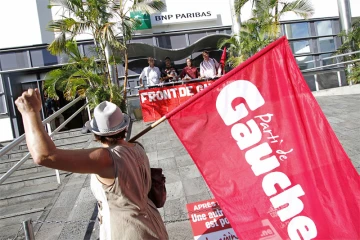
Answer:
[{"xmin": 0, "ymin": 129, "xmax": 93, "ymax": 240}]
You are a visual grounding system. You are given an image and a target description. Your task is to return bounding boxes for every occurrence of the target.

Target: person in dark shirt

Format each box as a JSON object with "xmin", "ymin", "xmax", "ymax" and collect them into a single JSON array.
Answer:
[
  {"xmin": 179, "ymin": 58, "xmax": 200, "ymax": 80},
  {"xmin": 161, "ymin": 57, "xmax": 178, "ymax": 82}
]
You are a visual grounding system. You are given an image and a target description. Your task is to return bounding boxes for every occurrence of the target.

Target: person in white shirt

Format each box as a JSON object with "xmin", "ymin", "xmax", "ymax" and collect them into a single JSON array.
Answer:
[
  {"xmin": 139, "ymin": 57, "xmax": 162, "ymax": 87},
  {"xmin": 200, "ymin": 51, "xmax": 222, "ymax": 79}
]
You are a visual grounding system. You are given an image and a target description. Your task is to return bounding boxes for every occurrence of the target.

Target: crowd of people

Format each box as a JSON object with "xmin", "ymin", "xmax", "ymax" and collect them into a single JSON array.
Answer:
[{"xmin": 139, "ymin": 50, "xmax": 223, "ymax": 87}]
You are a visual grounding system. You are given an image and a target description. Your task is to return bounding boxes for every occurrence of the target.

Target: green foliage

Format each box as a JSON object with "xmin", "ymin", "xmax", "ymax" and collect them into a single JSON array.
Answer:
[
  {"xmin": 43, "ymin": 41, "xmax": 125, "ymax": 111},
  {"xmin": 337, "ymin": 20, "xmax": 360, "ymax": 84},
  {"xmin": 222, "ymin": 0, "xmax": 314, "ymax": 67}
]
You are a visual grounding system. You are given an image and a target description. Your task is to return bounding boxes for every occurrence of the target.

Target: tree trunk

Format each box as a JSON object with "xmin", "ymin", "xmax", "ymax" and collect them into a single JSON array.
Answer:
[
  {"xmin": 123, "ymin": 48, "xmax": 129, "ymax": 101},
  {"xmin": 105, "ymin": 44, "xmax": 118, "ymax": 86}
]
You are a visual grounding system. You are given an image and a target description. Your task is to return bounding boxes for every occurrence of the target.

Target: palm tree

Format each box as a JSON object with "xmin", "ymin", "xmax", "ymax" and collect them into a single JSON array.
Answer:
[
  {"xmin": 47, "ymin": 0, "xmax": 165, "ymax": 101},
  {"xmin": 220, "ymin": 0, "xmax": 314, "ymax": 67},
  {"xmin": 112, "ymin": 0, "xmax": 165, "ymax": 100},
  {"xmin": 337, "ymin": 20, "xmax": 360, "ymax": 84},
  {"xmin": 44, "ymin": 41, "xmax": 124, "ymax": 111}
]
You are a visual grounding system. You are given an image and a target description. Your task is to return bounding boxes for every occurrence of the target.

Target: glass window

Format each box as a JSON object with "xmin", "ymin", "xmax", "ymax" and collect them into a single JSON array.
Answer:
[
  {"xmin": 319, "ymin": 37, "xmax": 335, "ymax": 52},
  {"xmin": 296, "ymin": 55, "xmax": 314, "ymax": 70},
  {"xmin": 30, "ymin": 49, "xmax": 58, "ymax": 67},
  {"xmin": 0, "ymin": 95, "xmax": 6, "ymax": 114},
  {"xmin": 304, "ymin": 75, "xmax": 316, "ymax": 91},
  {"xmin": 224, "ymin": 29, "xmax": 232, "ymax": 35},
  {"xmin": 317, "ymin": 72, "xmax": 339, "ymax": 90},
  {"xmin": 285, "ymin": 22, "xmax": 310, "ymax": 39},
  {"xmin": 188, "ymin": 32, "xmax": 206, "ymax": 45},
  {"xmin": 130, "ymin": 37, "xmax": 154, "ymax": 45},
  {"xmin": 290, "ymin": 40, "xmax": 310, "ymax": 54},
  {"xmin": 315, "ymin": 20, "xmax": 333, "ymax": 36},
  {"xmin": 206, "ymin": 31, "xmax": 217, "ymax": 35},
  {"xmin": 0, "ymin": 51, "xmax": 30, "ymax": 70},
  {"xmin": 0, "ymin": 78, "xmax": 3, "ymax": 93},
  {"xmin": 320, "ymin": 53, "xmax": 335, "ymax": 66},
  {"xmin": 156, "ymin": 35, "xmax": 187, "ymax": 49},
  {"xmin": 83, "ymin": 43, "xmax": 98, "ymax": 58}
]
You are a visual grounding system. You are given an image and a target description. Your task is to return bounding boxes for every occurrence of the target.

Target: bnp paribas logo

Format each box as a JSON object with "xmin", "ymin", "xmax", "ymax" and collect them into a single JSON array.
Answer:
[{"xmin": 130, "ymin": 11, "xmax": 152, "ymax": 30}]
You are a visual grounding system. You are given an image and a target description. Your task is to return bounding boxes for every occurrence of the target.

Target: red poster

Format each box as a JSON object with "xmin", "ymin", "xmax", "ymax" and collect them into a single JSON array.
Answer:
[
  {"xmin": 139, "ymin": 81, "xmax": 214, "ymax": 122},
  {"xmin": 186, "ymin": 199, "xmax": 239, "ymax": 240},
  {"xmin": 166, "ymin": 37, "xmax": 360, "ymax": 239}
]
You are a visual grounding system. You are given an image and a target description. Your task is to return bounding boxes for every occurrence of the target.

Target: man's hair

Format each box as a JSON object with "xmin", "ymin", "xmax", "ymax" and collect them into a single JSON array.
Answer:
[
  {"xmin": 94, "ymin": 130, "xmax": 127, "ymax": 145},
  {"xmin": 202, "ymin": 51, "xmax": 209, "ymax": 55},
  {"xmin": 147, "ymin": 57, "xmax": 154, "ymax": 61},
  {"xmin": 186, "ymin": 58, "xmax": 192, "ymax": 62},
  {"xmin": 164, "ymin": 57, "xmax": 171, "ymax": 61}
]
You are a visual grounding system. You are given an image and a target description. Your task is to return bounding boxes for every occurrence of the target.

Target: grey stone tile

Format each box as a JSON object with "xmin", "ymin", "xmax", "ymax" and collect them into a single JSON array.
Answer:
[
  {"xmin": 186, "ymin": 192, "xmax": 212, "ymax": 204},
  {"xmin": 163, "ymin": 169, "xmax": 181, "ymax": 184},
  {"xmin": 159, "ymin": 157, "xmax": 177, "ymax": 170},
  {"xmin": 146, "ymin": 151, "xmax": 157, "ymax": 161},
  {"xmin": 157, "ymin": 141, "xmax": 173, "ymax": 150},
  {"xmin": 166, "ymin": 181, "xmax": 185, "ymax": 201},
  {"xmin": 165, "ymin": 220, "xmax": 193, "ymax": 240},
  {"xmin": 175, "ymin": 154, "xmax": 194, "ymax": 167},
  {"xmin": 144, "ymin": 142, "xmax": 157, "ymax": 152},
  {"xmin": 182, "ymin": 177, "xmax": 208, "ymax": 196},
  {"xmin": 157, "ymin": 149, "xmax": 175, "ymax": 160},
  {"xmin": 149, "ymin": 159, "xmax": 159, "ymax": 168},
  {"xmin": 179, "ymin": 165, "xmax": 201, "ymax": 180},
  {"xmin": 173, "ymin": 145, "xmax": 188, "ymax": 156},
  {"xmin": 163, "ymin": 197, "xmax": 188, "ymax": 222}
]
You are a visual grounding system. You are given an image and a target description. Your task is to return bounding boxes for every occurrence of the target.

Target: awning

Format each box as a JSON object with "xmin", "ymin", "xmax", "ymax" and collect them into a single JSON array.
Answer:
[{"xmin": 126, "ymin": 33, "xmax": 230, "ymax": 61}]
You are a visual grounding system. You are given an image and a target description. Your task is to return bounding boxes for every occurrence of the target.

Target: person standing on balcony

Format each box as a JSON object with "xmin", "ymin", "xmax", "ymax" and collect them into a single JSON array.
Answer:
[
  {"xmin": 15, "ymin": 89, "xmax": 169, "ymax": 240},
  {"xmin": 139, "ymin": 57, "xmax": 162, "ymax": 87},
  {"xmin": 179, "ymin": 58, "xmax": 199, "ymax": 80},
  {"xmin": 200, "ymin": 50, "xmax": 222, "ymax": 79},
  {"xmin": 161, "ymin": 57, "xmax": 178, "ymax": 82}
]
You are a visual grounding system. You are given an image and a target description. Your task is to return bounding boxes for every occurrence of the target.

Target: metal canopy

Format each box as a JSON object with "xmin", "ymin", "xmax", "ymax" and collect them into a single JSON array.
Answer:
[{"xmin": 126, "ymin": 34, "xmax": 230, "ymax": 61}]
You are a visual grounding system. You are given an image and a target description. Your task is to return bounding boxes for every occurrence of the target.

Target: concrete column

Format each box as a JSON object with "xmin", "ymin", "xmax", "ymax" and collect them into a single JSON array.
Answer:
[
  {"xmin": 337, "ymin": 0, "xmax": 353, "ymax": 85},
  {"xmin": 337, "ymin": 0, "xmax": 352, "ymax": 34},
  {"xmin": 229, "ymin": 0, "xmax": 241, "ymax": 35},
  {"xmin": 105, "ymin": 44, "xmax": 117, "ymax": 85}
]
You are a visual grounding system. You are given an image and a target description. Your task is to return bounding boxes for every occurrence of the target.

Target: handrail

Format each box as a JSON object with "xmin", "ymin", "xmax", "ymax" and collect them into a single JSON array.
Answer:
[
  {"xmin": 0, "ymin": 97, "xmax": 86, "ymax": 185},
  {"xmin": 302, "ymin": 58, "xmax": 360, "ymax": 72},
  {"xmin": 299, "ymin": 50, "xmax": 360, "ymax": 64},
  {"xmin": 0, "ymin": 97, "xmax": 82, "ymax": 159}
]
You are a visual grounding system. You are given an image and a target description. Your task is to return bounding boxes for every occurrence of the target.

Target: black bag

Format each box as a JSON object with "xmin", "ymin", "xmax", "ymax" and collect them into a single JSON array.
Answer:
[{"xmin": 148, "ymin": 168, "xmax": 166, "ymax": 208}]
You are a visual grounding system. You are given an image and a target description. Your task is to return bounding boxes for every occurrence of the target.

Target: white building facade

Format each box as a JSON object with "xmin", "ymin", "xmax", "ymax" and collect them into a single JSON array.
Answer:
[{"xmin": 0, "ymin": 0, "xmax": 359, "ymax": 141}]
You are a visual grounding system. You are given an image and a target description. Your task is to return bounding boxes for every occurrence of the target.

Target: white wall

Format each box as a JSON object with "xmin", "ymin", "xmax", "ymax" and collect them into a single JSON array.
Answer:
[
  {"xmin": 0, "ymin": 0, "xmax": 54, "ymax": 49},
  {"xmin": 240, "ymin": 0, "xmax": 360, "ymax": 22},
  {"xmin": 350, "ymin": 0, "xmax": 360, "ymax": 18},
  {"xmin": 50, "ymin": 0, "xmax": 232, "ymax": 42},
  {"xmin": 0, "ymin": 118, "xmax": 14, "ymax": 141},
  {"xmin": 138, "ymin": 0, "xmax": 232, "ymax": 34}
]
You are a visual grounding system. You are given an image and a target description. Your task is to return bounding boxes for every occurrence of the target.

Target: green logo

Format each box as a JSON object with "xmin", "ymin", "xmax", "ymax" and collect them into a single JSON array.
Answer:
[{"xmin": 130, "ymin": 11, "xmax": 152, "ymax": 30}]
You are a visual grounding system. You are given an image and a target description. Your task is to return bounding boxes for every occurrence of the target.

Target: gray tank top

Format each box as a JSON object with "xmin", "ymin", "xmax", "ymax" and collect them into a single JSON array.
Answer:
[{"xmin": 91, "ymin": 144, "xmax": 169, "ymax": 239}]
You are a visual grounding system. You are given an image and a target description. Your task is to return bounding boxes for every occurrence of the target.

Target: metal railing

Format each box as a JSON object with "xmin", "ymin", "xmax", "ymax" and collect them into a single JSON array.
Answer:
[{"xmin": 0, "ymin": 96, "xmax": 90, "ymax": 185}]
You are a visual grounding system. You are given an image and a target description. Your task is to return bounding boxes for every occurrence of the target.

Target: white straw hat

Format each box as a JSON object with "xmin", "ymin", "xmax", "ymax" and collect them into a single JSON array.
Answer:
[{"xmin": 85, "ymin": 101, "xmax": 130, "ymax": 136}]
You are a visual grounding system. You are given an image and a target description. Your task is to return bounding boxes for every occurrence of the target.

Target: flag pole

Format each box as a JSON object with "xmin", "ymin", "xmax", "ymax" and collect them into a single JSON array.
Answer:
[{"xmin": 128, "ymin": 116, "xmax": 167, "ymax": 142}]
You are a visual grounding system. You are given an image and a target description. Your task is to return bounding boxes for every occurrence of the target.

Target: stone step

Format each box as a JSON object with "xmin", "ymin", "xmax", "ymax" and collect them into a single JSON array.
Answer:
[
  {"xmin": 0, "ymin": 197, "xmax": 52, "ymax": 221},
  {"xmin": 0, "ymin": 137, "xmax": 91, "ymax": 161},
  {"xmin": 17, "ymin": 133, "xmax": 93, "ymax": 151},
  {"xmin": 0, "ymin": 182, "xmax": 59, "ymax": 207},
  {"xmin": 0, "ymin": 223, "xmax": 26, "ymax": 240},
  {"xmin": 0, "ymin": 162, "xmax": 48, "ymax": 177},
  {"xmin": 0, "ymin": 170, "xmax": 67, "ymax": 192},
  {"xmin": 0, "ymin": 157, "xmax": 34, "ymax": 170}
]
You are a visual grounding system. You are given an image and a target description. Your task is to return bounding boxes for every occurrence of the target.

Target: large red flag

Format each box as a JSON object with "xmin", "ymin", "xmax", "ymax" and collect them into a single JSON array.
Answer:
[{"xmin": 166, "ymin": 37, "xmax": 360, "ymax": 239}]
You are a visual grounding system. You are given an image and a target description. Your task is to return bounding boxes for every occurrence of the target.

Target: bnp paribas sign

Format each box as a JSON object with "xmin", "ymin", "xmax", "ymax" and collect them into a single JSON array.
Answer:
[
  {"xmin": 130, "ymin": 10, "xmax": 216, "ymax": 30},
  {"xmin": 130, "ymin": 11, "xmax": 152, "ymax": 30}
]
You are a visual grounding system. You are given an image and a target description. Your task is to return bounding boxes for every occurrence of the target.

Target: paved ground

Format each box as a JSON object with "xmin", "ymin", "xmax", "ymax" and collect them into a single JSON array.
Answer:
[{"xmin": 33, "ymin": 93, "xmax": 360, "ymax": 240}]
